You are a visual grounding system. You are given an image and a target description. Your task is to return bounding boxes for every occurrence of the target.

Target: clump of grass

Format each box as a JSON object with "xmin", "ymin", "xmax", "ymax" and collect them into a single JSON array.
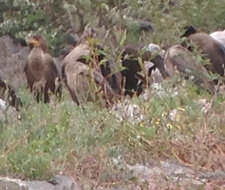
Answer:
[{"xmin": 0, "ymin": 74, "xmax": 225, "ymax": 189}]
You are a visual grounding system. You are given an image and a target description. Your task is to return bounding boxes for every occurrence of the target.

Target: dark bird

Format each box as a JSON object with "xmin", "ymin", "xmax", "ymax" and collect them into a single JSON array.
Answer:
[{"xmin": 0, "ymin": 77, "xmax": 22, "ymax": 111}]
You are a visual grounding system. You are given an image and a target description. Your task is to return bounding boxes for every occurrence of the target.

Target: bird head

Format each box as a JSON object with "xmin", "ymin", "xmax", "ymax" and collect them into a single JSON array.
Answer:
[{"xmin": 27, "ymin": 35, "xmax": 48, "ymax": 52}]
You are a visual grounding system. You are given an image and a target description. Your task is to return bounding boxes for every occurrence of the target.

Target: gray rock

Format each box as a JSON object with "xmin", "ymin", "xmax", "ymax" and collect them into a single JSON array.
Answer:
[
  {"xmin": 0, "ymin": 177, "xmax": 27, "ymax": 190},
  {"xmin": 25, "ymin": 175, "xmax": 80, "ymax": 190},
  {"xmin": 145, "ymin": 43, "xmax": 165, "ymax": 57},
  {"xmin": 25, "ymin": 181, "xmax": 54, "ymax": 190},
  {"xmin": 49, "ymin": 175, "xmax": 81, "ymax": 190},
  {"xmin": 0, "ymin": 35, "xmax": 30, "ymax": 89},
  {"xmin": 125, "ymin": 160, "xmax": 206, "ymax": 189},
  {"xmin": 0, "ymin": 176, "xmax": 81, "ymax": 190}
]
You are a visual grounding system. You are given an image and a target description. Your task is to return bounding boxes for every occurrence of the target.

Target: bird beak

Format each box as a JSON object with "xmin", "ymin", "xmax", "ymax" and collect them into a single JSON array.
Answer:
[{"xmin": 27, "ymin": 38, "xmax": 40, "ymax": 47}]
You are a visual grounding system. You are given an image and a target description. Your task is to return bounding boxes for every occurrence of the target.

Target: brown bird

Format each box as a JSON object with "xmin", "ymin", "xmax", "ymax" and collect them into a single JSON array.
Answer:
[
  {"xmin": 62, "ymin": 41, "xmax": 121, "ymax": 106},
  {"xmin": 164, "ymin": 44, "xmax": 215, "ymax": 93},
  {"xmin": 181, "ymin": 26, "xmax": 225, "ymax": 78},
  {"xmin": 62, "ymin": 28, "xmax": 122, "ymax": 106},
  {"xmin": 188, "ymin": 33, "xmax": 225, "ymax": 77},
  {"xmin": 24, "ymin": 35, "xmax": 61, "ymax": 103}
]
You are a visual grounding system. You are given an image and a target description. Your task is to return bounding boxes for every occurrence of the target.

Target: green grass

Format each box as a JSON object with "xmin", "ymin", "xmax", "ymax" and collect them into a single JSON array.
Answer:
[{"xmin": 0, "ymin": 77, "xmax": 225, "ymax": 189}]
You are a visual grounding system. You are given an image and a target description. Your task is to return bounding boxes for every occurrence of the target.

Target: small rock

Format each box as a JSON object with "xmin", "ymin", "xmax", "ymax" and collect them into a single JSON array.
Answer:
[
  {"xmin": 146, "ymin": 43, "xmax": 165, "ymax": 57},
  {"xmin": 169, "ymin": 109, "xmax": 178, "ymax": 121}
]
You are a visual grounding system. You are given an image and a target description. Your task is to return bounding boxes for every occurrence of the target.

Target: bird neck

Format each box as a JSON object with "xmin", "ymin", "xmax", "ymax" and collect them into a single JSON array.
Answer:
[{"xmin": 29, "ymin": 47, "xmax": 45, "ymax": 63}]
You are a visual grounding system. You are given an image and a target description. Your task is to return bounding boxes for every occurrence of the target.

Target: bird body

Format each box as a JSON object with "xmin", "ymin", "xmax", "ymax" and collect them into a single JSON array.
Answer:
[
  {"xmin": 189, "ymin": 33, "xmax": 225, "ymax": 77},
  {"xmin": 164, "ymin": 44, "xmax": 215, "ymax": 93},
  {"xmin": 25, "ymin": 35, "xmax": 61, "ymax": 103}
]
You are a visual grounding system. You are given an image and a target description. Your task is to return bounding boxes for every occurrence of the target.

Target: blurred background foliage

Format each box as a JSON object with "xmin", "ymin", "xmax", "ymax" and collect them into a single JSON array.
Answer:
[{"xmin": 0, "ymin": 0, "xmax": 225, "ymax": 55}]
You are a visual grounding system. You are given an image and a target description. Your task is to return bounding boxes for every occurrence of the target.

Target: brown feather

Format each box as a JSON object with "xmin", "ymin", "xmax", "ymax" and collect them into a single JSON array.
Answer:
[
  {"xmin": 62, "ymin": 40, "xmax": 121, "ymax": 106},
  {"xmin": 188, "ymin": 33, "xmax": 225, "ymax": 77},
  {"xmin": 25, "ymin": 35, "xmax": 61, "ymax": 103}
]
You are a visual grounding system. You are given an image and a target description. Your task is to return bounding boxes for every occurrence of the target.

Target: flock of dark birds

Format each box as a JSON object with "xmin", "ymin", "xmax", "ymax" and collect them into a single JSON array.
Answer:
[{"xmin": 1, "ymin": 25, "xmax": 225, "ymax": 112}]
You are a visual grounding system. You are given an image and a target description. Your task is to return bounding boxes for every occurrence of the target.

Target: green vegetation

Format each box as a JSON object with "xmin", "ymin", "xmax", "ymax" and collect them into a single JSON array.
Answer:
[
  {"xmin": 1, "ymin": 78, "xmax": 225, "ymax": 188},
  {"xmin": 1, "ymin": 0, "xmax": 225, "ymax": 189}
]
